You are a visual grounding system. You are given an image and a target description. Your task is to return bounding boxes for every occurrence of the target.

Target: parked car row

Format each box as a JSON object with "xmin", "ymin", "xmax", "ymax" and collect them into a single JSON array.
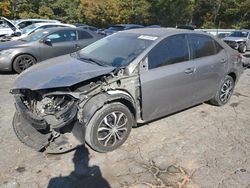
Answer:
[
  {"xmin": 0, "ymin": 27, "xmax": 102, "ymax": 73},
  {"xmin": 8, "ymin": 27, "xmax": 244, "ymax": 154},
  {"xmin": 0, "ymin": 18, "xmax": 163, "ymax": 73}
]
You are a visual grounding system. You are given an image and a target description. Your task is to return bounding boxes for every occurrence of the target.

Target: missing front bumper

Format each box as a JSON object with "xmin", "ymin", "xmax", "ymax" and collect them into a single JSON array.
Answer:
[{"xmin": 13, "ymin": 112, "xmax": 85, "ymax": 153}]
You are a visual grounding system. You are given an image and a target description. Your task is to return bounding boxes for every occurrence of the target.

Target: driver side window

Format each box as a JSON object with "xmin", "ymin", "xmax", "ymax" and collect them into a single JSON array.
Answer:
[
  {"xmin": 148, "ymin": 34, "xmax": 189, "ymax": 69},
  {"xmin": 46, "ymin": 30, "xmax": 77, "ymax": 43}
]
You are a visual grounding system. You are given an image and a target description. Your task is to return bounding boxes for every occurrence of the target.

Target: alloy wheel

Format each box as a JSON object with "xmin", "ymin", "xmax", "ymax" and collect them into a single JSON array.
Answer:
[
  {"xmin": 220, "ymin": 79, "xmax": 233, "ymax": 103},
  {"xmin": 97, "ymin": 111, "xmax": 129, "ymax": 147},
  {"xmin": 16, "ymin": 55, "xmax": 36, "ymax": 72}
]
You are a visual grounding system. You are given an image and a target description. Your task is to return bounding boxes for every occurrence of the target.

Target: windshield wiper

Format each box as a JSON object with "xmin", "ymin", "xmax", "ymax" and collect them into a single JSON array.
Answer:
[{"xmin": 78, "ymin": 56, "xmax": 107, "ymax": 67}]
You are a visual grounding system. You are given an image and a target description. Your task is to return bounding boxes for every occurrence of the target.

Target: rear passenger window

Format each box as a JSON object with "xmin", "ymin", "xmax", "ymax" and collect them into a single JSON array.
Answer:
[
  {"xmin": 148, "ymin": 34, "xmax": 189, "ymax": 69},
  {"xmin": 189, "ymin": 34, "xmax": 219, "ymax": 59},
  {"xmin": 78, "ymin": 30, "xmax": 93, "ymax": 40},
  {"xmin": 215, "ymin": 41, "xmax": 223, "ymax": 53}
]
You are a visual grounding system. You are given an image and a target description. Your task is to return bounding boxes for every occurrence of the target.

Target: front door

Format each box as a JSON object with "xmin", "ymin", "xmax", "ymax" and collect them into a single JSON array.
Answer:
[
  {"xmin": 39, "ymin": 29, "xmax": 78, "ymax": 61},
  {"xmin": 140, "ymin": 34, "xmax": 197, "ymax": 122}
]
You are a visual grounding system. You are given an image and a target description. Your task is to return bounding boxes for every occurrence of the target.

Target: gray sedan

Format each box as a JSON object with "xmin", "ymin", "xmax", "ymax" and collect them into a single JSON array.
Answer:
[
  {"xmin": 0, "ymin": 27, "xmax": 102, "ymax": 73},
  {"xmin": 11, "ymin": 28, "xmax": 244, "ymax": 153}
]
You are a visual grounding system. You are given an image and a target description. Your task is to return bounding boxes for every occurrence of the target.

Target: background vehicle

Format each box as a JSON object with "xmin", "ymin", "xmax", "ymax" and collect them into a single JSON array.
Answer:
[
  {"xmin": 13, "ymin": 19, "xmax": 60, "ymax": 30},
  {"xmin": 0, "ymin": 17, "xmax": 20, "ymax": 37},
  {"xmin": 12, "ymin": 22, "xmax": 76, "ymax": 40},
  {"xmin": 223, "ymin": 30, "xmax": 250, "ymax": 53},
  {"xmin": 0, "ymin": 28, "xmax": 102, "ymax": 73},
  {"xmin": 146, "ymin": 25, "xmax": 161, "ymax": 28},
  {"xmin": 103, "ymin": 24, "xmax": 144, "ymax": 35},
  {"xmin": 177, "ymin": 25, "xmax": 195, "ymax": 30},
  {"xmin": 10, "ymin": 28, "xmax": 243, "ymax": 154},
  {"xmin": 217, "ymin": 32, "xmax": 230, "ymax": 39},
  {"xmin": 75, "ymin": 24, "xmax": 99, "ymax": 33}
]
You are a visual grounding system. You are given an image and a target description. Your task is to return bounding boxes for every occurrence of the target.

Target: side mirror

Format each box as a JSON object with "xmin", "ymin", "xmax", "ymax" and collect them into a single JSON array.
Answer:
[{"xmin": 43, "ymin": 38, "xmax": 52, "ymax": 46}]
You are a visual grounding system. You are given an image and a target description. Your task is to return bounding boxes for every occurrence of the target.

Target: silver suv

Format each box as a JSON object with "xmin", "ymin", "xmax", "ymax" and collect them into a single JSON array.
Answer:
[
  {"xmin": 11, "ymin": 28, "xmax": 244, "ymax": 153},
  {"xmin": 223, "ymin": 30, "xmax": 250, "ymax": 53}
]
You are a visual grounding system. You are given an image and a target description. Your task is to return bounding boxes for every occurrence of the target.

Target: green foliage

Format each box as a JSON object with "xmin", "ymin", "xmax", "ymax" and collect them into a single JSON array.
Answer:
[
  {"xmin": 148, "ymin": 0, "xmax": 194, "ymax": 27},
  {"xmin": 2, "ymin": 0, "xmax": 250, "ymax": 28},
  {"xmin": 0, "ymin": 0, "xmax": 11, "ymax": 17}
]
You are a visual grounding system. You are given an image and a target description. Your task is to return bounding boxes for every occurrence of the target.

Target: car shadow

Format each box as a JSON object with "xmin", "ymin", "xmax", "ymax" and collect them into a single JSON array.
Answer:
[
  {"xmin": 0, "ymin": 71, "xmax": 16, "ymax": 75},
  {"xmin": 47, "ymin": 146, "xmax": 111, "ymax": 188}
]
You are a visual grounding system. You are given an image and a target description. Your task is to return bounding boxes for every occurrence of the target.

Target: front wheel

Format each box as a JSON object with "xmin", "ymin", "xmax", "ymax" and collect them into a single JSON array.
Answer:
[
  {"xmin": 209, "ymin": 75, "xmax": 235, "ymax": 106},
  {"xmin": 85, "ymin": 102, "xmax": 134, "ymax": 153},
  {"xmin": 13, "ymin": 54, "xmax": 36, "ymax": 73}
]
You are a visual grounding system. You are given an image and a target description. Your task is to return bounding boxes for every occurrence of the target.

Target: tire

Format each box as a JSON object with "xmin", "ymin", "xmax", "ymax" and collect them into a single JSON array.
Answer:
[
  {"xmin": 85, "ymin": 102, "xmax": 134, "ymax": 153},
  {"xmin": 239, "ymin": 43, "xmax": 247, "ymax": 53},
  {"xmin": 209, "ymin": 75, "xmax": 235, "ymax": 106},
  {"xmin": 13, "ymin": 54, "xmax": 36, "ymax": 74}
]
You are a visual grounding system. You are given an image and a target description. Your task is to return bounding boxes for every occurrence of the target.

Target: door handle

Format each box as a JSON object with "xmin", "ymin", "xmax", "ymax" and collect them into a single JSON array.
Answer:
[{"xmin": 185, "ymin": 67, "xmax": 195, "ymax": 74}]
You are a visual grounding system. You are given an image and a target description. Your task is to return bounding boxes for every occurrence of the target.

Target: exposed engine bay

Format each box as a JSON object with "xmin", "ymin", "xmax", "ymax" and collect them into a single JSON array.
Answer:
[{"xmin": 11, "ymin": 69, "xmax": 141, "ymax": 153}]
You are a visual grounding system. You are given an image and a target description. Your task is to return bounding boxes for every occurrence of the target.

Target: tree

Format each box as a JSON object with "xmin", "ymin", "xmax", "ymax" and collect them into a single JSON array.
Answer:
[
  {"xmin": 147, "ymin": 0, "xmax": 194, "ymax": 27},
  {"xmin": 0, "ymin": 0, "xmax": 11, "ymax": 17}
]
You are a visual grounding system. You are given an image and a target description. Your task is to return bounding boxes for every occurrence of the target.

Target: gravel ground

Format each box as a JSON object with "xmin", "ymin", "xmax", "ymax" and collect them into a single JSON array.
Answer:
[{"xmin": 0, "ymin": 69, "xmax": 250, "ymax": 188}]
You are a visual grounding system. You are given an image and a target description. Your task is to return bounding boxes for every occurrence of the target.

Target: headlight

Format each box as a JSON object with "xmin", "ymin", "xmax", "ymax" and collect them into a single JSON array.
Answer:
[{"xmin": 0, "ymin": 49, "xmax": 13, "ymax": 56}]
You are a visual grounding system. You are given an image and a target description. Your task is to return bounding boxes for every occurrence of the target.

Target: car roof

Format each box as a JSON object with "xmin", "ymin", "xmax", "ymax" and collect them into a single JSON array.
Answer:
[
  {"xmin": 121, "ymin": 27, "xmax": 196, "ymax": 37},
  {"xmin": 111, "ymin": 24, "xmax": 144, "ymax": 28},
  {"xmin": 38, "ymin": 27, "xmax": 98, "ymax": 35},
  {"xmin": 32, "ymin": 22, "xmax": 74, "ymax": 27},
  {"xmin": 16, "ymin": 19, "xmax": 59, "ymax": 22}
]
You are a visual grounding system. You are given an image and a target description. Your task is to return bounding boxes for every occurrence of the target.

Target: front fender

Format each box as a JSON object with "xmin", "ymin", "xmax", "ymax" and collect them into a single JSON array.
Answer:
[{"xmin": 78, "ymin": 91, "xmax": 136, "ymax": 126}]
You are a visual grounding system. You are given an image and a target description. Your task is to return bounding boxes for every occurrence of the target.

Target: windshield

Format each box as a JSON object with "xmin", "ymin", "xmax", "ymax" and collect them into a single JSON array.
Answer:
[
  {"xmin": 78, "ymin": 33, "xmax": 155, "ymax": 67},
  {"xmin": 21, "ymin": 24, "xmax": 38, "ymax": 34},
  {"xmin": 22, "ymin": 30, "xmax": 49, "ymax": 42},
  {"xmin": 229, "ymin": 31, "xmax": 249, "ymax": 38}
]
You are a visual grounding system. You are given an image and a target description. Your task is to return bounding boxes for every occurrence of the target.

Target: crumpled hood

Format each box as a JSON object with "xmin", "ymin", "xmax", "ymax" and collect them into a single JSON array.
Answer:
[
  {"xmin": 14, "ymin": 54, "xmax": 115, "ymax": 90},
  {"xmin": 223, "ymin": 37, "xmax": 246, "ymax": 42}
]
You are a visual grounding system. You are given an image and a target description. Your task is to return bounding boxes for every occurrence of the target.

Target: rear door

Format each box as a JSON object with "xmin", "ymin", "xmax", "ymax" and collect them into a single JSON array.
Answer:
[
  {"xmin": 39, "ymin": 29, "xmax": 78, "ymax": 61},
  {"xmin": 76, "ymin": 30, "xmax": 98, "ymax": 49},
  {"xmin": 188, "ymin": 34, "xmax": 228, "ymax": 102},
  {"xmin": 140, "ymin": 34, "xmax": 197, "ymax": 121}
]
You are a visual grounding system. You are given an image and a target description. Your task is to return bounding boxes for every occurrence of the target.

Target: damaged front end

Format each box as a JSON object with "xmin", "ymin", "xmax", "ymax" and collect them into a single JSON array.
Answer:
[
  {"xmin": 11, "ymin": 67, "xmax": 141, "ymax": 153},
  {"xmin": 12, "ymin": 89, "xmax": 84, "ymax": 153}
]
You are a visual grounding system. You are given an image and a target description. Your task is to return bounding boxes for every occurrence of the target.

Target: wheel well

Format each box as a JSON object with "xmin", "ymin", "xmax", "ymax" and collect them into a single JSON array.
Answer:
[
  {"xmin": 80, "ymin": 93, "xmax": 137, "ymax": 126},
  {"xmin": 228, "ymin": 72, "xmax": 237, "ymax": 82},
  {"xmin": 12, "ymin": 53, "xmax": 37, "ymax": 70},
  {"xmin": 111, "ymin": 98, "xmax": 136, "ymax": 118}
]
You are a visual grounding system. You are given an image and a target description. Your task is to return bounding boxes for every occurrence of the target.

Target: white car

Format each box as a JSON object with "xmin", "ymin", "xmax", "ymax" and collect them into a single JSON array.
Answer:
[
  {"xmin": 12, "ymin": 22, "xmax": 76, "ymax": 40},
  {"xmin": 12, "ymin": 19, "xmax": 60, "ymax": 30},
  {"xmin": 0, "ymin": 17, "xmax": 20, "ymax": 36}
]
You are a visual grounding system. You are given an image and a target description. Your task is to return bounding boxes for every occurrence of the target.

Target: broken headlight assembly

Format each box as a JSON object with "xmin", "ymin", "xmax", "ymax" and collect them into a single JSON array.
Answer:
[{"xmin": 13, "ymin": 90, "xmax": 82, "ymax": 153}]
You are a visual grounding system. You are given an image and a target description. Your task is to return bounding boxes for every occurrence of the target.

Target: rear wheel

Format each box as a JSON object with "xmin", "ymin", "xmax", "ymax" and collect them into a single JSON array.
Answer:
[
  {"xmin": 210, "ymin": 75, "xmax": 235, "ymax": 106},
  {"xmin": 85, "ymin": 102, "xmax": 134, "ymax": 153},
  {"xmin": 13, "ymin": 54, "xmax": 36, "ymax": 73}
]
